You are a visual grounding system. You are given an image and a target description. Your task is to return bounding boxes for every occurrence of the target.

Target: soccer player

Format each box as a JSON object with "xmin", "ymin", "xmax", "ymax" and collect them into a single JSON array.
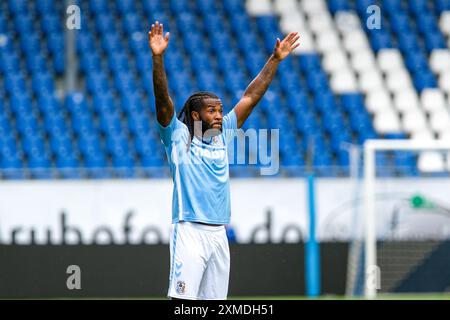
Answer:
[{"xmin": 148, "ymin": 21, "xmax": 299, "ymax": 300}]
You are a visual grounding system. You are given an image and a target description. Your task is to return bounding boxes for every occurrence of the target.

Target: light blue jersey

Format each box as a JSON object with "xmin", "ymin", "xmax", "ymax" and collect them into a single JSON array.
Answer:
[{"xmin": 157, "ymin": 110, "xmax": 237, "ymax": 224}]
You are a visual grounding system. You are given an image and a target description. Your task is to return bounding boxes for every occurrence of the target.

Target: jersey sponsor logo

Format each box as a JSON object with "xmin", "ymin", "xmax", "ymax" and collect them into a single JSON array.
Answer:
[{"xmin": 176, "ymin": 280, "xmax": 186, "ymax": 295}]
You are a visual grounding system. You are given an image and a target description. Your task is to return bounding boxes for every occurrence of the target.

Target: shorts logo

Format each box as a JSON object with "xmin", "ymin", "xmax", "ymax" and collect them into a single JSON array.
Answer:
[{"xmin": 176, "ymin": 281, "xmax": 186, "ymax": 295}]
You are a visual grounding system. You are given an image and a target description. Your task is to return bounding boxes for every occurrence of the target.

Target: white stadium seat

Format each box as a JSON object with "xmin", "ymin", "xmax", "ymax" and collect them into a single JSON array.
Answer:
[
  {"xmin": 315, "ymin": 29, "xmax": 341, "ymax": 53},
  {"xmin": 334, "ymin": 11, "xmax": 361, "ymax": 34},
  {"xmin": 365, "ymin": 89, "xmax": 393, "ymax": 113},
  {"xmin": 418, "ymin": 152, "xmax": 446, "ymax": 172},
  {"xmin": 273, "ymin": 0, "xmax": 299, "ymax": 14},
  {"xmin": 386, "ymin": 69, "xmax": 413, "ymax": 93},
  {"xmin": 438, "ymin": 71, "xmax": 450, "ymax": 93},
  {"xmin": 429, "ymin": 49, "xmax": 450, "ymax": 75},
  {"xmin": 401, "ymin": 109, "xmax": 428, "ymax": 133},
  {"xmin": 299, "ymin": 0, "xmax": 327, "ymax": 15},
  {"xmin": 439, "ymin": 129, "xmax": 450, "ymax": 141},
  {"xmin": 293, "ymin": 31, "xmax": 315, "ymax": 54},
  {"xmin": 342, "ymin": 30, "xmax": 370, "ymax": 53},
  {"xmin": 377, "ymin": 49, "xmax": 404, "ymax": 72},
  {"xmin": 246, "ymin": 0, "xmax": 272, "ymax": 16},
  {"xmin": 429, "ymin": 109, "xmax": 450, "ymax": 133},
  {"xmin": 322, "ymin": 49, "xmax": 349, "ymax": 73},
  {"xmin": 350, "ymin": 50, "xmax": 377, "ymax": 74},
  {"xmin": 359, "ymin": 69, "xmax": 384, "ymax": 93},
  {"xmin": 373, "ymin": 110, "xmax": 401, "ymax": 133},
  {"xmin": 439, "ymin": 11, "xmax": 450, "ymax": 36},
  {"xmin": 308, "ymin": 12, "xmax": 334, "ymax": 34},
  {"xmin": 280, "ymin": 12, "xmax": 306, "ymax": 34},
  {"xmin": 393, "ymin": 89, "xmax": 420, "ymax": 113},
  {"xmin": 330, "ymin": 70, "xmax": 358, "ymax": 93},
  {"xmin": 421, "ymin": 89, "xmax": 447, "ymax": 113},
  {"xmin": 411, "ymin": 129, "xmax": 435, "ymax": 140}
]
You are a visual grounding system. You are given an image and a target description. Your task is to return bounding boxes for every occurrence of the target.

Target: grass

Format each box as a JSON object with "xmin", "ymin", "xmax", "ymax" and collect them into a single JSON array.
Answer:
[
  {"xmin": 11, "ymin": 293, "xmax": 450, "ymax": 300},
  {"xmin": 229, "ymin": 293, "xmax": 450, "ymax": 300}
]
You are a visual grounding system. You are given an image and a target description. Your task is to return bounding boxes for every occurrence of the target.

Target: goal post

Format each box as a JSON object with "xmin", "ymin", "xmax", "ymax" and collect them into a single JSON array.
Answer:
[{"xmin": 363, "ymin": 139, "xmax": 450, "ymax": 299}]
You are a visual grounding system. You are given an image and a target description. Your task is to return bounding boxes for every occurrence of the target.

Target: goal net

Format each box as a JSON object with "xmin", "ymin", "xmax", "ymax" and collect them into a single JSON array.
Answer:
[{"xmin": 356, "ymin": 139, "xmax": 450, "ymax": 299}]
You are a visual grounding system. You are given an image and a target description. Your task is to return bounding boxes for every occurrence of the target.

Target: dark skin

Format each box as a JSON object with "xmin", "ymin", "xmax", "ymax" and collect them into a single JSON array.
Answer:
[
  {"xmin": 149, "ymin": 22, "xmax": 300, "ymax": 300},
  {"xmin": 191, "ymin": 98, "xmax": 223, "ymax": 138},
  {"xmin": 149, "ymin": 21, "xmax": 300, "ymax": 129}
]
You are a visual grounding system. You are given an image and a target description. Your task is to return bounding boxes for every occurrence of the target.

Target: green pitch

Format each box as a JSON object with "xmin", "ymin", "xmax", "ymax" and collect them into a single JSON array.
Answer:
[
  {"xmin": 18, "ymin": 293, "xmax": 450, "ymax": 300},
  {"xmin": 96, "ymin": 293, "xmax": 450, "ymax": 300},
  {"xmin": 229, "ymin": 293, "xmax": 450, "ymax": 300}
]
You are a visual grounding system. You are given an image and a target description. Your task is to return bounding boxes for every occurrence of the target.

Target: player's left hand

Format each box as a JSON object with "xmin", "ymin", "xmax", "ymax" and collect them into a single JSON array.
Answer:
[{"xmin": 273, "ymin": 32, "xmax": 300, "ymax": 61}]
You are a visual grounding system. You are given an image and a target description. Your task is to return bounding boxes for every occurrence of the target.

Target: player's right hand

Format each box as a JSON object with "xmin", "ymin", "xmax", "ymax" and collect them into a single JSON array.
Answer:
[{"xmin": 148, "ymin": 21, "xmax": 170, "ymax": 56}]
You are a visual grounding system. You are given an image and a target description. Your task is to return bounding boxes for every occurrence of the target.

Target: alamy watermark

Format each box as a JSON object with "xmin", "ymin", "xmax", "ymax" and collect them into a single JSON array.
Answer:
[
  {"xmin": 366, "ymin": 265, "xmax": 381, "ymax": 291},
  {"xmin": 366, "ymin": 5, "xmax": 381, "ymax": 30},
  {"xmin": 170, "ymin": 121, "xmax": 280, "ymax": 176},
  {"xmin": 66, "ymin": 265, "xmax": 81, "ymax": 290},
  {"xmin": 66, "ymin": 5, "xmax": 81, "ymax": 30}
]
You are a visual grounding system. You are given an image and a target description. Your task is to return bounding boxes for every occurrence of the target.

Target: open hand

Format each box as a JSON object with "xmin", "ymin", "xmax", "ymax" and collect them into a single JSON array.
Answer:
[
  {"xmin": 148, "ymin": 21, "xmax": 170, "ymax": 56},
  {"xmin": 273, "ymin": 32, "xmax": 300, "ymax": 61}
]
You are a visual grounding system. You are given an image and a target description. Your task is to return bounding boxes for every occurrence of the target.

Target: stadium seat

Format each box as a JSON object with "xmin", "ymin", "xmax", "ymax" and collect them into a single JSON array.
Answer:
[
  {"xmin": 429, "ymin": 109, "xmax": 450, "ymax": 134},
  {"xmin": 386, "ymin": 69, "xmax": 413, "ymax": 93},
  {"xmin": 350, "ymin": 50, "xmax": 377, "ymax": 73},
  {"xmin": 359, "ymin": 70, "xmax": 384, "ymax": 93},
  {"xmin": 394, "ymin": 89, "xmax": 420, "ymax": 113},
  {"xmin": 322, "ymin": 50, "xmax": 349, "ymax": 73},
  {"xmin": 246, "ymin": 0, "xmax": 272, "ymax": 16},
  {"xmin": 438, "ymin": 71, "xmax": 450, "ymax": 93},
  {"xmin": 418, "ymin": 152, "xmax": 446, "ymax": 172},
  {"xmin": 421, "ymin": 89, "xmax": 447, "ymax": 113},
  {"xmin": 330, "ymin": 71, "xmax": 358, "ymax": 93},
  {"xmin": 0, "ymin": 0, "xmax": 446, "ymax": 179},
  {"xmin": 373, "ymin": 111, "xmax": 401, "ymax": 133},
  {"xmin": 429, "ymin": 49, "xmax": 450, "ymax": 74},
  {"xmin": 378, "ymin": 49, "xmax": 404, "ymax": 72},
  {"xmin": 401, "ymin": 109, "xmax": 428, "ymax": 133}
]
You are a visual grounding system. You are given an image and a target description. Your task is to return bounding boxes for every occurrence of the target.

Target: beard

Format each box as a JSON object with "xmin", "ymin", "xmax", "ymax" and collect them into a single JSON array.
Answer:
[{"xmin": 193, "ymin": 120, "xmax": 222, "ymax": 139}]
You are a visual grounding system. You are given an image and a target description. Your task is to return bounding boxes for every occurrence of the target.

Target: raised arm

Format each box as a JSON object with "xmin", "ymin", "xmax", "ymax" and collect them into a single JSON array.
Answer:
[
  {"xmin": 233, "ymin": 32, "xmax": 300, "ymax": 128},
  {"xmin": 149, "ymin": 21, "xmax": 174, "ymax": 127}
]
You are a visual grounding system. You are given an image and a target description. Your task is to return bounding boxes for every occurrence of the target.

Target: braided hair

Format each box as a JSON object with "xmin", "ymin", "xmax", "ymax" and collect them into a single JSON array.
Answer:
[{"xmin": 177, "ymin": 91, "xmax": 220, "ymax": 140}]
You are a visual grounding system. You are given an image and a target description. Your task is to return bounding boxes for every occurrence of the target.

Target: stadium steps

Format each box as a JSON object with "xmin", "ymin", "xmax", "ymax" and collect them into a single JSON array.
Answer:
[{"xmin": 377, "ymin": 241, "xmax": 440, "ymax": 293}]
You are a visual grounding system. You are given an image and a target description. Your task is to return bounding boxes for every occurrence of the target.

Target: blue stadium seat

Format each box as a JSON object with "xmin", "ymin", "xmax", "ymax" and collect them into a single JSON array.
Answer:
[
  {"xmin": 398, "ymin": 32, "xmax": 421, "ymax": 52},
  {"xmin": 369, "ymin": 30, "xmax": 394, "ymax": 51},
  {"xmin": 36, "ymin": 0, "xmax": 55, "ymax": 14},
  {"xmin": 298, "ymin": 54, "xmax": 322, "ymax": 72},
  {"xmin": 76, "ymin": 32, "xmax": 95, "ymax": 53},
  {"xmin": 90, "ymin": 0, "xmax": 109, "ymax": 15},
  {"xmin": 143, "ymin": 0, "xmax": 163, "ymax": 13},
  {"xmin": 390, "ymin": 12, "xmax": 412, "ymax": 34},
  {"xmin": 20, "ymin": 33, "xmax": 41, "ymax": 54},
  {"xmin": 416, "ymin": 13, "xmax": 439, "ymax": 34},
  {"xmin": 328, "ymin": 0, "xmax": 352, "ymax": 13},
  {"xmin": 413, "ymin": 71, "xmax": 437, "ymax": 91},
  {"xmin": 123, "ymin": 13, "xmax": 141, "ymax": 34},
  {"xmin": 435, "ymin": 0, "xmax": 450, "ymax": 13},
  {"xmin": 0, "ymin": 0, "xmax": 439, "ymax": 178},
  {"xmin": 102, "ymin": 33, "xmax": 123, "ymax": 52},
  {"xmin": 405, "ymin": 51, "xmax": 428, "ymax": 72},
  {"xmin": 41, "ymin": 14, "xmax": 60, "ymax": 34},
  {"xmin": 1, "ymin": 52, "xmax": 20, "ymax": 72},
  {"xmin": 47, "ymin": 32, "xmax": 64, "ymax": 55},
  {"xmin": 14, "ymin": 13, "xmax": 34, "ymax": 33},
  {"xmin": 116, "ymin": 0, "xmax": 136, "ymax": 15},
  {"xmin": 424, "ymin": 32, "xmax": 446, "ymax": 51}
]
